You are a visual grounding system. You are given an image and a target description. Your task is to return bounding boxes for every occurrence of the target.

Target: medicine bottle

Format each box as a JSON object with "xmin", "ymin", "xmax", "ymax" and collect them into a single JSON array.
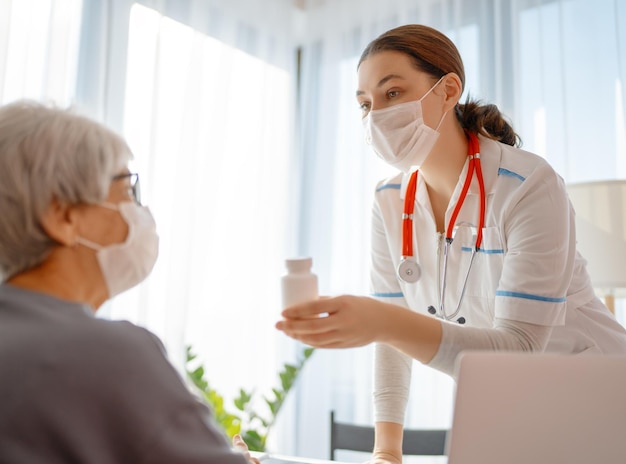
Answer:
[{"xmin": 281, "ymin": 257, "xmax": 318, "ymax": 308}]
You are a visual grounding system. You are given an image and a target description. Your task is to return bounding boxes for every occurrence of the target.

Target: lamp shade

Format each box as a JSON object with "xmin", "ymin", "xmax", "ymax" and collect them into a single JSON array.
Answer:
[{"xmin": 566, "ymin": 180, "xmax": 626, "ymax": 295}]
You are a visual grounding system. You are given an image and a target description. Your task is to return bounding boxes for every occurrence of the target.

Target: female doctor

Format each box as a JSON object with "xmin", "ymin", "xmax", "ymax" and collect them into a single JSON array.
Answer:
[{"xmin": 276, "ymin": 24, "xmax": 626, "ymax": 464}]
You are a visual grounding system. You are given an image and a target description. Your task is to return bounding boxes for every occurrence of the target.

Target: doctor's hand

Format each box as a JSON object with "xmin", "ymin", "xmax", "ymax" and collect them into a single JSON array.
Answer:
[
  {"xmin": 275, "ymin": 295, "xmax": 387, "ymax": 348},
  {"xmin": 277, "ymin": 296, "xmax": 443, "ymax": 364},
  {"xmin": 232, "ymin": 434, "xmax": 261, "ymax": 464}
]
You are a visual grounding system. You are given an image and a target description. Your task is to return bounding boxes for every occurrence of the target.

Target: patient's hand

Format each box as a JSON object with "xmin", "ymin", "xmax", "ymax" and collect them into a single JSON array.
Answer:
[{"xmin": 232, "ymin": 434, "xmax": 261, "ymax": 464}]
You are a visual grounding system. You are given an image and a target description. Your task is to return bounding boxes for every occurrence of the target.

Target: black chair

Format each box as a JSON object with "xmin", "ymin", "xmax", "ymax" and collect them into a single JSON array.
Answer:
[{"xmin": 329, "ymin": 410, "xmax": 448, "ymax": 460}]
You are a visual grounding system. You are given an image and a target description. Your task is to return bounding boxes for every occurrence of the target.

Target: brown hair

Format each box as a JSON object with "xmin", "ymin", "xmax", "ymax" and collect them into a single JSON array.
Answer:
[{"xmin": 359, "ymin": 24, "xmax": 520, "ymax": 147}]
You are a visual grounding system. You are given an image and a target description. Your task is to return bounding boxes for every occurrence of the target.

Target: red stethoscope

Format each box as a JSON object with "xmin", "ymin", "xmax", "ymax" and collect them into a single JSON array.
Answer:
[{"xmin": 397, "ymin": 131, "xmax": 486, "ymax": 323}]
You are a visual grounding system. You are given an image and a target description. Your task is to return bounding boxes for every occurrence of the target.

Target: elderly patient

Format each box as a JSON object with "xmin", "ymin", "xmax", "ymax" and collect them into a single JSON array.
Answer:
[{"xmin": 0, "ymin": 100, "xmax": 258, "ymax": 464}]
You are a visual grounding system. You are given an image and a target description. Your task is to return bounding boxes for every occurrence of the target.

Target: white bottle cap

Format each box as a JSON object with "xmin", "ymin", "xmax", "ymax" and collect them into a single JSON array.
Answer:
[{"xmin": 285, "ymin": 257, "xmax": 313, "ymax": 273}]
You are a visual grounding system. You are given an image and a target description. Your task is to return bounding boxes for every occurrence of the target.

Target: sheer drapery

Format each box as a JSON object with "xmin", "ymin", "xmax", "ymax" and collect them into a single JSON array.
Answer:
[
  {"xmin": 295, "ymin": 0, "xmax": 625, "ymax": 461},
  {"xmin": 98, "ymin": 2, "xmax": 301, "ymax": 454},
  {"xmin": 0, "ymin": 0, "xmax": 83, "ymax": 106}
]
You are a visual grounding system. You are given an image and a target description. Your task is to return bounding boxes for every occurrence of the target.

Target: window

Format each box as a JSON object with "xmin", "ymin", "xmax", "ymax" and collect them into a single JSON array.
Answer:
[{"xmin": 0, "ymin": 0, "xmax": 82, "ymax": 105}]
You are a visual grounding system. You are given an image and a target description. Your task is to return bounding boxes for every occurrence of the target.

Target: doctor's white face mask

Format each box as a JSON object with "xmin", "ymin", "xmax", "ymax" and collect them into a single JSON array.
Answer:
[
  {"xmin": 76, "ymin": 201, "xmax": 159, "ymax": 299},
  {"xmin": 363, "ymin": 75, "xmax": 448, "ymax": 172}
]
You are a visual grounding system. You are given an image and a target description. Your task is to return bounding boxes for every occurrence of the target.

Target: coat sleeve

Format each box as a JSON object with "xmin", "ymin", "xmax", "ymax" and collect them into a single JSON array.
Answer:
[
  {"xmin": 494, "ymin": 163, "xmax": 571, "ymax": 325},
  {"xmin": 370, "ymin": 190, "xmax": 412, "ymax": 425}
]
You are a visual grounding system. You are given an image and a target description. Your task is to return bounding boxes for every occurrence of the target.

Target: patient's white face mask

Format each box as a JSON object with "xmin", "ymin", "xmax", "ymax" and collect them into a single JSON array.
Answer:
[
  {"xmin": 362, "ymin": 76, "xmax": 448, "ymax": 172},
  {"xmin": 77, "ymin": 201, "xmax": 159, "ymax": 299}
]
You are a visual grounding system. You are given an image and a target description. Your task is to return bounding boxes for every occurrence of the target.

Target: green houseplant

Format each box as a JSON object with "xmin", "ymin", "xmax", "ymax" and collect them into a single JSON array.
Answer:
[{"xmin": 185, "ymin": 345, "xmax": 314, "ymax": 452}]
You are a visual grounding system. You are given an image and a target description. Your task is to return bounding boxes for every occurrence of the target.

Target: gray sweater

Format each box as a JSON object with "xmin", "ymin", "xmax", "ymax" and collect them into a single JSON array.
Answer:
[{"xmin": 0, "ymin": 284, "xmax": 247, "ymax": 464}]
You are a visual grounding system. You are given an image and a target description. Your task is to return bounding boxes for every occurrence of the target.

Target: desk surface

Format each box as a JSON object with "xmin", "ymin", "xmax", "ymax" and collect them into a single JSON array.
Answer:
[
  {"xmin": 252, "ymin": 452, "xmax": 353, "ymax": 464},
  {"xmin": 250, "ymin": 452, "xmax": 354, "ymax": 464},
  {"xmin": 252, "ymin": 451, "xmax": 447, "ymax": 464}
]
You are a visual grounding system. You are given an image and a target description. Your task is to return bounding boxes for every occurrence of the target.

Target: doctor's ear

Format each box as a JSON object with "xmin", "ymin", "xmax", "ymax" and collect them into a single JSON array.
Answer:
[{"xmin": 437, "ymin": 73, "xmax": 463, "ymax": 111}]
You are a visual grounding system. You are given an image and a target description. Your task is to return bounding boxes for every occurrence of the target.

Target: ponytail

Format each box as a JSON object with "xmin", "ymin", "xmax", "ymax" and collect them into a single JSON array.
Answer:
[{"xmin": 456, "ymin": 98, "xmax": 521, "ymax": 147}]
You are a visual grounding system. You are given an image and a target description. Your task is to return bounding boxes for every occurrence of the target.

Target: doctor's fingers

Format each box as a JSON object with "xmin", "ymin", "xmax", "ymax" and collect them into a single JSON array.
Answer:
[
  {"xmin": 278, "ymin": 295, "xmax": 363, "ymax": 330},
  {"xmin": 280, "ymin": 296, "xmax": 334, "ymax": 319},
  {"xmin": 281, "ymin": 328, "xmax": 342, "ymax": 348},
  {"xmin": 279, "ymin": 319, "xmax": 371, "ymax": 348},
  {"xmin": 281, "ymin": 294, "xmax": 374, "ymax": 320},
  {"xmin": 282, "ymin": 322, "xmax": 377, "ymax": 349},
  {"xmin": 278, "ymin": 301, "xmax": 381, "ymax": 347},
  {"xmin": 276, "ymin": 310, "xmax": 336, "ymax": 334}
]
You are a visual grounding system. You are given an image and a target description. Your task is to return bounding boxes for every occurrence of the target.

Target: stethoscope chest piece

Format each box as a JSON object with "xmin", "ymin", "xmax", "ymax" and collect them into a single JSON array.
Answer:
[{"xmin": 397, "ymin": 258, "xmax": 421, "ymax": 283}]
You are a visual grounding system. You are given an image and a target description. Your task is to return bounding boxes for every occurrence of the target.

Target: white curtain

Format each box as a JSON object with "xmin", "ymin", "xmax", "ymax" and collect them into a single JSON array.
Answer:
[
  {"xmin": 0, "ymin": 0, "xmax": 83, "ymax": 106},
  {"xmin": 98, "ymin": 0, "xmax": 302, "ymax": 455},
  {"xmin": 1, "ymin": 0, "xmax": 625, "ymax": 461}
]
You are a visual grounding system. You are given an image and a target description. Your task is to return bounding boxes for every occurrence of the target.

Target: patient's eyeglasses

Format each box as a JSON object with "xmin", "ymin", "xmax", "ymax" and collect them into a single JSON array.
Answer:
[{"xmin": 111, "ymin": 172, "xmax": 141, "ymax": 204}]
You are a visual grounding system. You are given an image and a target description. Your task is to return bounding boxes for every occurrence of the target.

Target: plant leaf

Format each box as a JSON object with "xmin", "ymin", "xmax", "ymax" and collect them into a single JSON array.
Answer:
[{"xmin": 185, "ymin": 343, "xmax": 315, "ymax": 453}]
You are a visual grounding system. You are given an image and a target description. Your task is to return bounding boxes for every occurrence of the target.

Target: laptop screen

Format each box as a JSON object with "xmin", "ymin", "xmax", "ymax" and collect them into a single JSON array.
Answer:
[{"xmin": 446, "ymin": 352, "xmax": 626, "ymax": 464}]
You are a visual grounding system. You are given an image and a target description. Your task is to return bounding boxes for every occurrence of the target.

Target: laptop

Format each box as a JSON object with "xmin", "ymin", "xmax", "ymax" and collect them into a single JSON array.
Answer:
[{"xmin": 446, "ymin": 352, "xmax": 626, "ymax": 464}]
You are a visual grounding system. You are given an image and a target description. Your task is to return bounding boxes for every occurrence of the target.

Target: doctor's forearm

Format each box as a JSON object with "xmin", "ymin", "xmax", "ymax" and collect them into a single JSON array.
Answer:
[
  {"xmin": 428, "ymin": 318, "xmax": 553, "ymax": 377},
  {"xmin": 375, "ymin": 305, "xmax": 552, "ymax": 376},
  {"xmin": 376, "ymin": 304, "xmax": 443, "ymax": 364}
]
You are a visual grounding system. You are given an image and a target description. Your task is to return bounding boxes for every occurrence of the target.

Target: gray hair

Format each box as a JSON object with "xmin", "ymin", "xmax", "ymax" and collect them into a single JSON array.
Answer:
[{"xmin": 0, "ymin": 100, "xmax": 132, "ymax": 280}]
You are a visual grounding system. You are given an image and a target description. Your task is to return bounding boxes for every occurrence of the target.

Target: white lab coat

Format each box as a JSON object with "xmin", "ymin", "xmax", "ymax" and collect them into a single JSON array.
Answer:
[
  {"xmin": 371, "ymin": 134, "xmax": 626, "ymax": 349},
  {"xmin": 371, "ymin": 135, "xmax": 626, "ymax": 423}
]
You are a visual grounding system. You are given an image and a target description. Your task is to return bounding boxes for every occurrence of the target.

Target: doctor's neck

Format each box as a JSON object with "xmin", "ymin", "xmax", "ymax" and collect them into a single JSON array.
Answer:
[{"xmin": 419, "ymin": 115, "xmax": 469, "ymax": 202}]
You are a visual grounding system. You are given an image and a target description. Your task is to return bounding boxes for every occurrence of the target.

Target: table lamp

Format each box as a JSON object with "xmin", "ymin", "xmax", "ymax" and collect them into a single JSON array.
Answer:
[{"xmin": 566, "ymin": 180, "xmax": 626, "ymax": 314}]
